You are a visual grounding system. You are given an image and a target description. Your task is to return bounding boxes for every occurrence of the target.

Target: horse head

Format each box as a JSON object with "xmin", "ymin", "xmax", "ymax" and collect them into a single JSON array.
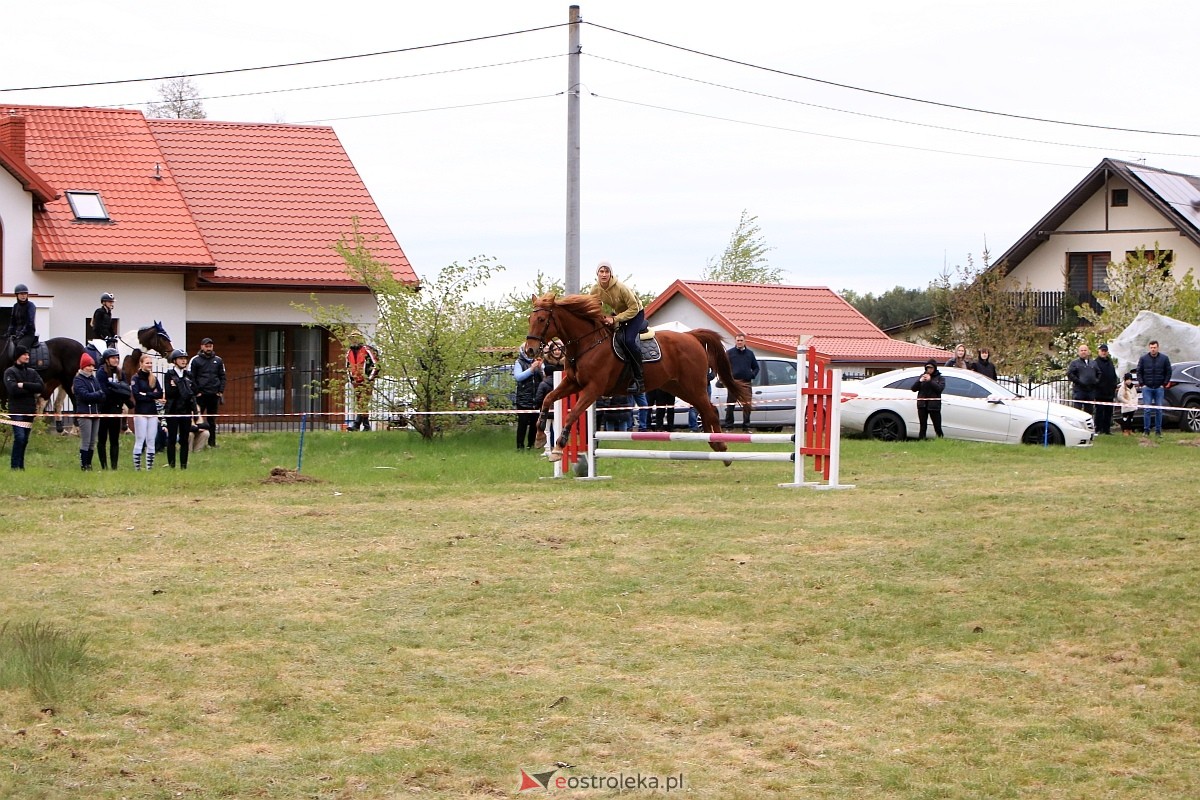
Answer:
[
  {"xmin": 138, "ymin": 321, "xmax": 173, "ymax": 356},
  {"xmin": 526, "ymin": 293, "xmax": 605, "ymax": 357}
]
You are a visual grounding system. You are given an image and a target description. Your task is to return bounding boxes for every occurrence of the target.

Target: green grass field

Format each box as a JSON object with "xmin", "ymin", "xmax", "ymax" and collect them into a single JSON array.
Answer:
[{"xmin": 1, "ymin": 425, "xmax": 1197, "ymax": 799}]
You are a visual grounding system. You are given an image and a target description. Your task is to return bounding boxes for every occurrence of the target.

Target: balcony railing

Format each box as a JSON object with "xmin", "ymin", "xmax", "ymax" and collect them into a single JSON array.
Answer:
[{"xmin": 1009, "ymin": 290, "xmax": 1102, "ymax": 327}]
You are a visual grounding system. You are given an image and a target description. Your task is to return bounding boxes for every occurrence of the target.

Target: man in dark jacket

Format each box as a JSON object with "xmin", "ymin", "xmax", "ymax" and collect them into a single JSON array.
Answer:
[
  {"xmin": 1094, "ymin": 344, "xmax": 1120, "ymax": 434},
  {"xmin": 189, "ymin": 338, "xmax": 226, "ymax": 447},
  {"xmin": 1067, "ymin": 343, "xmax": 1101, "ymax": 418},
  {"xmin": 4, "ymin": 345, "xmax": 44, "ymax": 469},
  {"xmin": 1136, "ymin": 340, "xmax": 1173, "ymax": 436},
  {"xmin": 911, "ymin": 359, "xmax": 945, "ymax": 439},
  {"xmin": 724, "ymin": 333, "xmax": 759, "ymax": 431}
]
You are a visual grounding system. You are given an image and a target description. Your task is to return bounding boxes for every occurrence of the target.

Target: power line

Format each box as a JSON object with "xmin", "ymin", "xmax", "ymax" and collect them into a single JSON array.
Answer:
[
  {"xmin": 585, "ymin": 21, "xmax": 1200, "ymax": 140},
  {"xmin": 0, "ymin": 23, "xmax": 568, "ymax": 93},
  {"xmin": 295, "ymin": 93, "xmax": 561, "ymax": 125},
  {"xmin": 588, "ymin": 54, "xmax": 1200, "ymax": 160},
  {"xmin": 100, "ymin": 54, "xmax": 565, "ymax": 111},
  {"xmin": 592, "ymin": 92, "xmax": 1088, "ymax": 169}
]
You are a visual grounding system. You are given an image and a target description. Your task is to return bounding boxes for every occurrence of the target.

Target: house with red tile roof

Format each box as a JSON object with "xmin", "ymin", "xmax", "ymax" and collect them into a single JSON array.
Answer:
[
  {"xmin": 0, "ymin": 104, "xmax": 415, "ymax": 423},
  {"xmin": 645, "ymin": 280, "xmax": 947, "ymax": 373}
]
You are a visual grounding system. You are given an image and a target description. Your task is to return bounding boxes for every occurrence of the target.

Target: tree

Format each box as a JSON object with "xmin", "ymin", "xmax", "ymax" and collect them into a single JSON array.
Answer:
[
  {"xmin": 929, "ymin": 251, "xmax": 1045, "ymax": 376},
  {"xmin": 840, "ymin": 285, "xmax": 936, "ymax": 330},
  {"xmin": 702, "ymin": 210, "xmax": 784, "ymax": 283},
  {"xmin": 147, "ymin": 77, "xmax": 206, "ymax": 119},
  {"xmin": 1077, "ymin": 245, "xmax": 1198, "ymax": 337},
  {"xmin": 297, "ymin": 220, "xmax": 511, "ymax": 439}
]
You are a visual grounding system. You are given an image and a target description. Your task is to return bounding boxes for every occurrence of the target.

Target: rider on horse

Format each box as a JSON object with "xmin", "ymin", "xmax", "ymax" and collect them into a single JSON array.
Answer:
[
  {"xmin": 6, "ymin": 283, "xmax": 37, "ymax": 350},
  {"xmin": 590, "ymin": 262, "xmax": 645, "ymax": 392},
  {"xmin": 91, "ymin": 292, "xmax": 118, "ymax": 350}
]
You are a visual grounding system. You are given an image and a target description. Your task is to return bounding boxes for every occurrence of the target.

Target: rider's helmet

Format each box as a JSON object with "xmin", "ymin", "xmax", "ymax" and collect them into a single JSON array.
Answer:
[
  {"xmin": 100, "ymin": 292, "xmax": 115, "ymax": 303},
  {"xmin": 14, "ymin": 283, "xmax": 28, "ymax": 294},
  {"xmin": 169, "ymin": 348, "xmax": 188, "ymax": 361},
  {"xmin": 102, "ymin": 348, "xmax": 120, "ymax": 360}
]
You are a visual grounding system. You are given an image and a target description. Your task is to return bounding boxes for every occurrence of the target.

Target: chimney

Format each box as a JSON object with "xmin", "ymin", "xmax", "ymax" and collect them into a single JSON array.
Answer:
[{"xmin": 0, "ymin": 112, "xmax": 26, "ymax": 158}]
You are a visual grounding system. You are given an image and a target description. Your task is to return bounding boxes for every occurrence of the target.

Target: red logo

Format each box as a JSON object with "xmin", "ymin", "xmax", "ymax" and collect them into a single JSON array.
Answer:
[{"xmin": 518, "ymin": 768, "xmax": 559, "ymax": 792}]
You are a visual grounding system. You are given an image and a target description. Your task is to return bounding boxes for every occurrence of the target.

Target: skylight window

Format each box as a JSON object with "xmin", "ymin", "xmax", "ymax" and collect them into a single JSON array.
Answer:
[{"xmin": 65, "ymin": 191, "xmax": 110, "ymax": 221}]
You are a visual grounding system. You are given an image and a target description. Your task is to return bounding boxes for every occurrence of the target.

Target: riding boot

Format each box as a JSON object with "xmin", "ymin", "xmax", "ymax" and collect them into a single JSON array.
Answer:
[
  {"xmin": 80, "ymin": 450, "xmax": 88, "ymax": 471},
  {"xmin": 629, "ymin": 350, "xmax": 645, "ymax": 393},
  {"xmin": 98, "ymin": 451, "xmax": 108, "ymax": 470},
  {"xmin": 86, "ymin": 450, "xmax": 95, "ymax": 471}
]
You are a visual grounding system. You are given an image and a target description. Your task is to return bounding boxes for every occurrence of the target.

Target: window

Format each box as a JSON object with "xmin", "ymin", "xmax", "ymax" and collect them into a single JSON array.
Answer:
[
  {"xmin": 762, "ymin": 359, "xmax": 797, "ymax": 387},
  {"xmin": 943, "ymin": 376, "xmax": 992, "ymax": 399},
  {"xmin": 1111, "ymin": 188, "xmax": 1129, "ymax": 207},
  {"xmin": 1125, "ymin": 249, "xmax": 1173, "ymax": 275},
  {"xmin": 65, "ymin": 191, "xmax": 110, "ymax": 221},
  {"xmin": 1067, "ymin": 252, "xmax": 1110, "ymax": 295}
]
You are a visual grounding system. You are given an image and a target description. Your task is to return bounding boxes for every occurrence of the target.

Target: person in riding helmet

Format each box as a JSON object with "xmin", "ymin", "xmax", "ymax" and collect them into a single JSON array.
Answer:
[
  {"xmin": 91, "ymin": 292, "xmax": 118, "ymax": 349},
  {"xmin": 589, "ymin": 262, "xmax": 645, "ymax": 392},
  {"xmin": 97, "ymin": 348, "xmax": 130, "ymax": 470},
  {"xmin": 163, "ymin": 349, "xmax": 199, "ymax": 469},
  {"xmin": 130, "ymin": 352, "xmax": 163, "ymax": 470},
  {"xmin": 5, "ymin": 283, "xmax": 37, "ymax": 350}
]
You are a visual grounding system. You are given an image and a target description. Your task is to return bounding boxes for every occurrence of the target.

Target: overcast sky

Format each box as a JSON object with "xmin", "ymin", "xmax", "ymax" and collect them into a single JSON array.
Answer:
[{"xmin": 4, "ymin": 0, "xmax": 1199, "ymax": 301}]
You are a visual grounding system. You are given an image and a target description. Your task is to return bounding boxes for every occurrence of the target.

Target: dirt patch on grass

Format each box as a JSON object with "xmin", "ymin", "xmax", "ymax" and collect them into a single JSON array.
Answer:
[{"xmin": 262, "ymin": 467, "xmax": 322, "ymax": 484}]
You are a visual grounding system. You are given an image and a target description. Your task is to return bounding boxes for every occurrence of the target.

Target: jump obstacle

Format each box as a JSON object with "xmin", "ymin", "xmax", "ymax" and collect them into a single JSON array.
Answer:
[{"xmin": 545, "ymin": 342, "xmax": 854, "ymax": 490}]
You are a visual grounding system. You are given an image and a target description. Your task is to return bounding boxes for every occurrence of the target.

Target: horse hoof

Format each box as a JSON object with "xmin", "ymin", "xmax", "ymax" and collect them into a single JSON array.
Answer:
[{"xmin": 547, "ymin": 451, "xmax": 563, "ymax": 463}]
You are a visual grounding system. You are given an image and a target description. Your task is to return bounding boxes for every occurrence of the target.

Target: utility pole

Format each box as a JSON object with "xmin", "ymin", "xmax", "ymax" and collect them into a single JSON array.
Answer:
[{"xmin": 565, "ymin": 5, "xmax": 581, "ymax": 294}]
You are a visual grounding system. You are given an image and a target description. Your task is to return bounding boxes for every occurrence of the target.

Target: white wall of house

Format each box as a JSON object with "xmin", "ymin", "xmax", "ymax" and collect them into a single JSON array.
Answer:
[
  {"xmin": 650, "ymin": 295, "xmax": 725, "ymax": 339},
  {"xmin": 0, "ymin": 173, "xmax": 36, "ymax": 295},
  {"xmin": 35, "ymin": 271, "xmax": 187, "ymax": 345},
  {"xmin": 1008, "ymin": 180, "xmax": 1200, "ymax": 289},
  {"xmin": 186, "ymin": 291, "xmax": 377, "ymax": 331}
]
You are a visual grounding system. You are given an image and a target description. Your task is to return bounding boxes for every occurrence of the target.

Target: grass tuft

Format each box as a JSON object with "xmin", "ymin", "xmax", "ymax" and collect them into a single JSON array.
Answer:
[{"xmin": 0, "ymin": 620, "xmax": 93, "ymax": 706}]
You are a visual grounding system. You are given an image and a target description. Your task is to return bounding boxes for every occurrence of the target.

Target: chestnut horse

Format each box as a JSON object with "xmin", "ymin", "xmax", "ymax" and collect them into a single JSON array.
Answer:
[{"xmin": 525, "ymin": 292, "xmax": 751, "ymax": 462}]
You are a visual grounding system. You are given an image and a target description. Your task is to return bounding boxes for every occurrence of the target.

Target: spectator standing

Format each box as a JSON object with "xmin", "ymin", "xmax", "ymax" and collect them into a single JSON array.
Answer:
[
  {"xmin": 189, "ymin": 338, "xmax": 226, "ymax": 447},
  {"xmin": 597, "ymin": 392, "xmax": 633, "ymax": 432},
  {"xmin": 911, "ymin": 359, "xmax": 945, "ymax": 439},
  {"xmin": 1067, "ymin": 344, "xmax": 1101, "ymax": 418},
  {"xmin": 1136, "ymin": 340, "xmax": 1172, "ymax": 436},
  {"xmin": 345, "ymin": 331, "xmax": 380, "ymax": 431},
  {"xmin": 1094, "ymin": 343, "xmax": 1120, "ymax": 435},
  {"xmin": 648, "ymin": 388, "xmax": 677, "ymax": 431},
  {"xmin": 945, "ymin": 343, "xmax": 968, "ymax": 369},
  {"xmin": 163, "ymin": 349, "xmax": 199, "ymax": 469},
  {"xmin": 532, "ymin": 364, "xmax": 558, "ymax": 451},
  {"xmin": 513, "ymin": 346, "xmax": 544, "ymax": 450},
  {"xmin": 96, "ymin": 348, "xmax": 130, "ymax": 470},
  {"xmin": 969, "ymin": 347, "xmax": 998, "ymax": 381},
  {"xmin": 130, "ymin": 353, "xmax": 162, "ymax": 470},
  {"xmin": 5, "ymin": 284, "xmax": 37, "ymax": 349},
  {"xmin": 1117, "ymin": 372, "xmax": 1140, "ymax": 436},
  {"xmin": 724, "ymin": 333, "xmax": 759, "ymax": 431},
  {"xmin": 72, "ymin": 352, "xmax": 105, "ymax": 471},
  {"xmin": 3, "ymin": 345, "xmax": 44, "ymax": 469}
]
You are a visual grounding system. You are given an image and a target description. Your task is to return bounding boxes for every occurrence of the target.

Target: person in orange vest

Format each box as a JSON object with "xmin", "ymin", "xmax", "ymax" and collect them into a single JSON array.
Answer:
[{"xmin": 345, "ymin": 330, "xmax": 380, "ymax": 431}]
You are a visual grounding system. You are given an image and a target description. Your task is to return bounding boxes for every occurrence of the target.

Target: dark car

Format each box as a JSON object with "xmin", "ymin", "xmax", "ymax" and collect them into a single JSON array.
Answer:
[{"xmin": 1164, "ymin": 361, "xmax": 1200, "ymax": 432}]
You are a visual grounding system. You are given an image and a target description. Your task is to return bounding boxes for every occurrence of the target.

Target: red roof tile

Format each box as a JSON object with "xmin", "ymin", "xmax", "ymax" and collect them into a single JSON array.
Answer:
[
  {"xmin": 14, "ymin": 105, "xmax": 214, "ymax": 268},
  {"xmin": 6, "ymin": 105, "xmax": 415, "ymax": 289},
  {"xmin": 148, "ymin": 119, "xmax": 414, "ymax": 288},
  {"xmin": 646, "ymin": 280, "xmax": 947, "ymax": 364}
]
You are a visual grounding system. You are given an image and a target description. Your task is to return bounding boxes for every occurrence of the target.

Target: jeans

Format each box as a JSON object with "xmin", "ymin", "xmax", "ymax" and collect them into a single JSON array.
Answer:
[
  {"xmin": 1142, "ymin": 386, "xmax": 1165, "ymax": 433},
  {"xmin": 10, "ymin": 416, "xmax": 32, "ymax": 469}
]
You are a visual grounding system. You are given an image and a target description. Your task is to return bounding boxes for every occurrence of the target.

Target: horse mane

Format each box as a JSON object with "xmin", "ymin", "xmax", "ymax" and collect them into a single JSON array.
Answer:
[{"xmin": 534, "ymin": 292, "xmax": 604, "ymax": 323}]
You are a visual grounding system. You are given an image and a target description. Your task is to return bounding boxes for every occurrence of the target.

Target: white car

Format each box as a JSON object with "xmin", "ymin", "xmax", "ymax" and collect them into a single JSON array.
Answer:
[
  {"xmin": 711, "ymin": 358, "xmax": 801, "ymax": 430},
  {"xmin": 840, "ymin": 367, "xmax": 1095, "ymax": 446}
]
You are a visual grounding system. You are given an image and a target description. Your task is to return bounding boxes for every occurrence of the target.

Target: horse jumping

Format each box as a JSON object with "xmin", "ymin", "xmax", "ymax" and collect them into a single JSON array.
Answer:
[{"xmin": 525, "ymin": 292, "xmax": 751, "ymax": 463}]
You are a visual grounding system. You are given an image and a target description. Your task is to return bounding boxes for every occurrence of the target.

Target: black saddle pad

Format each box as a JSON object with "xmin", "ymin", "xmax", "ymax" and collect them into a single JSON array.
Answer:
[
  {"xmin": 29, "ymin": 342, "xmax": 51, "ymax": 370},
  {"xmin": 611, "ymin": 332, "xmax": 662, "ymax": 363}
]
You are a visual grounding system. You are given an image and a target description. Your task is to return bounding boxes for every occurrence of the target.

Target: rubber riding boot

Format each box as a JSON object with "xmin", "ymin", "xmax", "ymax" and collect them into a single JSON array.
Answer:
[
  {"xmin": 628, "ymin": 346, "xmax": 645, "ymax": 394},
  {"xmin": 80, "ymin": 450, "xmax": 88, "ymax": 471}
]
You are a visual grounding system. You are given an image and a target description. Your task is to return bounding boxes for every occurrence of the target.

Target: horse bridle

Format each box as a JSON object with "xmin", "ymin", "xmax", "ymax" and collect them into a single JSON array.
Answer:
[{"xmin": 525, "ymin": 305, "xmax": 609, "ymax": 362}]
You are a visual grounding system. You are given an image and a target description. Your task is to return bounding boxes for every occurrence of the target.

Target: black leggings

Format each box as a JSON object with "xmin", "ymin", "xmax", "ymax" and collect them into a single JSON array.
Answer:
[
  {"xmin": 917, "ymin": 402, "xmax": 943, "ymax": 439},
  {"xmin": 165, "ymin": 417, "xmax": 191, "ymax": 468},
  {"xmin": 516, "ymin": 409, "xmax": 538, "ymax": 449},
  {"xmin": 97, "ymin": 416, "xmax": 122, "ymax": 468}
]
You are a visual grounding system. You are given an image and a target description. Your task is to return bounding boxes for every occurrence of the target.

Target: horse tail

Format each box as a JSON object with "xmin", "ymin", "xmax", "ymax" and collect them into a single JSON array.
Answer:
[{"xmin": 688, "ymin": 329, "xmax": 751, "ymax": 406}]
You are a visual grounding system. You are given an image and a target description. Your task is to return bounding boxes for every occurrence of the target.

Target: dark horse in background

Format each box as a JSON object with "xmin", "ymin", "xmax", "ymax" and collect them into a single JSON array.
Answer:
[
  {"xmin": 525, "ymin": 292, "xmax": 751, "ymax": 463},
  {"xmin": 114, "ymin": 322, "xmax": 174, "ymax": 381}
]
